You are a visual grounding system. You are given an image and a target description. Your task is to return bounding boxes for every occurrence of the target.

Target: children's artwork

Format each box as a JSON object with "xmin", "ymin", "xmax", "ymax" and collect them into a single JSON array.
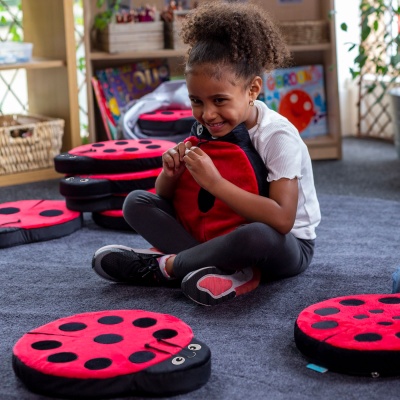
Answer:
[
  {"xmin": 104, "ymin": 60, "xmax": 170, "ymax": 111},
  {"xmin": 95, "ymin": 69, "xmax": 121, "ymax": 123},
  {"xmin": 263, "ymin": 65, "xmax": 328, "ymax": 139}
]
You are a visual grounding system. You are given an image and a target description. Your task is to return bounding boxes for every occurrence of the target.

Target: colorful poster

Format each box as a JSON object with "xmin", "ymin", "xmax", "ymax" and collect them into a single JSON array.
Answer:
[{"xmin": 263, "ymin": 64, "xmax": 328, "ymax": 139}]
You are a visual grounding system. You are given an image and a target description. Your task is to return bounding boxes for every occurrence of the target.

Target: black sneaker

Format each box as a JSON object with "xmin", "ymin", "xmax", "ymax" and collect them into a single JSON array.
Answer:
[
  {"xmin": 181, "ymin": 266, "xmax": 261, "ymax": 306},
  {"xmin": 92, "ymin": 245, "xmax": 166, "ymax": 285}
]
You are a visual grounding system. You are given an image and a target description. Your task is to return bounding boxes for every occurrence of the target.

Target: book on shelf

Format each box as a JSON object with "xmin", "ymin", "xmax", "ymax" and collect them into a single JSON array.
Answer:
[
  {"xmin": 263, "ymin": 64, "xmax": 328, "ymax": 139},
  {"xmin": 102, "ymin": 59, "xmax": 170, "ymax": 111},
  {"xmin": 91, "ymin": 77, "xmax": 118, "ymax": 140},
  {"xmin": 95, "ymin": 69, "xmax": 121, "ymax": 124}
]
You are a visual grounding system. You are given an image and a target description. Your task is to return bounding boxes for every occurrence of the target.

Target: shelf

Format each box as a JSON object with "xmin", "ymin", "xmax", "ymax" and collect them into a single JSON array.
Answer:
[
  {"xmin": 0, "ymin": 168, "xmax": 62, "ymax": 187},
  {"xmin": 0, "ymin": 57, "xmax": 65, "ymax": 71},
  {"xmin": 89, "ymin": 49, "xmax": 186, "ymax": 61}
]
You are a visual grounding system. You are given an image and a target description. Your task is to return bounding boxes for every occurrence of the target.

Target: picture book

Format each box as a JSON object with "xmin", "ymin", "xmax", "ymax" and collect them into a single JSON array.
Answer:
[
  {"xmin": 95, "ymin": 69, "xmax": 121, "ymax": 124},
  {"xmin": 263, "ymin": 64, "xmax": 328, "ymax": 139},
  {"xmin": 104, "ymin": 59, "xmax": 170, "ymax": 111},
  {"xmin": 91, "ymin": 77, "xmax": 118, "ymax": 140}
]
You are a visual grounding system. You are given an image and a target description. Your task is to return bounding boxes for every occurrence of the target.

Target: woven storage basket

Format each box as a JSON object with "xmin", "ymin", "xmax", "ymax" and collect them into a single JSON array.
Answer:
[
  {"xmin": 278, "ymin": 20, "xmax": 329, "ymax": 46},
  {"xmin": 0, "ymin": 114, "xmax": 64, "ymax": 175}
]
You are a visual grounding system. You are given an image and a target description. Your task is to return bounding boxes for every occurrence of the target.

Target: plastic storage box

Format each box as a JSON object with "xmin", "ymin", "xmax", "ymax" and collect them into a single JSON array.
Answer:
[{"xmin": 0, "ymin": 42, "xmax": 33, "ymax": 64}]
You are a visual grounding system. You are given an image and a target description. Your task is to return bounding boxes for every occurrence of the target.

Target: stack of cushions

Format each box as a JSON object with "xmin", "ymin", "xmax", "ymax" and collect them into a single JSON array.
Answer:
[{"xmin": 54, "ymin": 139, "xmax": 175, "ymax": 231}]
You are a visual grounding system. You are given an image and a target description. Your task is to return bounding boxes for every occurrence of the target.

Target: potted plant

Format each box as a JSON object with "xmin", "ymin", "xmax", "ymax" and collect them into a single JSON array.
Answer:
[{"xmin": 341, "ymin": 0, "xmax": 400, "ymax": 156}]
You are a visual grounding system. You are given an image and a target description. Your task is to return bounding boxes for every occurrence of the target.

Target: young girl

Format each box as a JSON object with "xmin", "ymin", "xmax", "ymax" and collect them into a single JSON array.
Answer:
[{"xmin": 92, "ymin": 1, "xmax": 321, "ymax": 306}]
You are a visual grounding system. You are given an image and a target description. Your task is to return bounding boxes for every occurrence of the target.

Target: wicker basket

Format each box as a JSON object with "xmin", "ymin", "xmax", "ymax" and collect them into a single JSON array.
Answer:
[
  {"xmin": 278, "ymin": 20, "xmax": 330, "ymax": 46},
  {"xmin": 0, "ymin": 114, "xmax": 64, "ymax": 175}
]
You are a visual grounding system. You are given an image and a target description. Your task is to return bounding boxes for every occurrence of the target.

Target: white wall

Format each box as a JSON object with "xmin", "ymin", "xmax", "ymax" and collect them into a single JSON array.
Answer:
[{"xmin": 334, "ymin": 0, "xmax": 360, "ymax": 136}]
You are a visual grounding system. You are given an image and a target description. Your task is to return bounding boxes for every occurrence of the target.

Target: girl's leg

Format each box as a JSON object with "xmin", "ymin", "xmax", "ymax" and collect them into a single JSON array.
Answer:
[
  {"xmin": 172, "ymin": 222, "xmax": 314, "ymax": 279},
  {"xmin": 123, "ymin": 190, "xmax": 199, "ymax": 254}
]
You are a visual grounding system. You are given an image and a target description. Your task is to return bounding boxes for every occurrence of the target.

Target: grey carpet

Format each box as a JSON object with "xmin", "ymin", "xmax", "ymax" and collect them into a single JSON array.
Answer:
[{"xmin": 1, "ymin": 137, "xmax": 400, "ymax": 400}]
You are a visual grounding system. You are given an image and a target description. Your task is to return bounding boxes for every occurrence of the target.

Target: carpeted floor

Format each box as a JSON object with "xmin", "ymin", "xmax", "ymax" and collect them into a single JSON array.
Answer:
[{"xmin": 1, "ymin": 137, "xmax": 400, "ymax": 400}]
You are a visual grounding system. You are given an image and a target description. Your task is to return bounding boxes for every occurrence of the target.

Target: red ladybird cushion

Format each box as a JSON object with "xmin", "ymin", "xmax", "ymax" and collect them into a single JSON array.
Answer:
[
  {"xmin": 0, "ymin": 200, "xmax": 82, "ymax": 248},
  {"xmin": 60, "ymin": 168, "xmax": 161, "ymax": 199},
  {"xmin": 295, "ymin": 293, "xmax": 400, "ymax": 377},
  {"xmin": 138, "ymin": 109, "xmax": 195, "ymax": 136},
  {"xmin": 92, "ymin": 209, "xmax": 133, "ymax": 231},
  {"xmin": 54, "ymin": 139, "xmax": 175, "ymax": 174},
  {"xmin": 12, "ymin": 310, "xmax": 211, "ymax": 398},
  {"xmin": 173, "ymin": 122, "xmax": 268, "ymax": 243}
]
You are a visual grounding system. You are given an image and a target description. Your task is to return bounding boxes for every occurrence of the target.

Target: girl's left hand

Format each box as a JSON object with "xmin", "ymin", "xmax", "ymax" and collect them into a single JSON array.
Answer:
[{"xmin": 183, "ymin": 146, "xmax": 222, "ymax": 191}]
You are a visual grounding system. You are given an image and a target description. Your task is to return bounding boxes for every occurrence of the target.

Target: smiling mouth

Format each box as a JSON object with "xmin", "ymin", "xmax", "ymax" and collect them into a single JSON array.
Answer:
[{"xmin": 206, "ymin": 122, "xmax": 224, "ymax": 128}]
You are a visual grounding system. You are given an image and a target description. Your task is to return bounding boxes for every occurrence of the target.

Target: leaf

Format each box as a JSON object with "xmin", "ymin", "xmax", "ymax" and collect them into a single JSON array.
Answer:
[{"xmin": 340, "ymin": 22, "xmax": 348, "ymax": 32}]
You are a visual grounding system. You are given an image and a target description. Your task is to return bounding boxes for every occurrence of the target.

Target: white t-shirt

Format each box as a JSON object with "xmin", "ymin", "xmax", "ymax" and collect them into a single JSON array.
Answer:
[{"xmin": 248, "ymin": 100, "xmax": 321, "ymax": 240}]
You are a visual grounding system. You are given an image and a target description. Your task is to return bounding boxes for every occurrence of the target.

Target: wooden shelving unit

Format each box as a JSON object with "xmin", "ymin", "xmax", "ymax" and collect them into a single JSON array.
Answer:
[
  {"xmin": 0, "ymin": 0, "xmax": 80, "ymax": 188},
  {"xmin": 84, "ymin": 0, "xmax": 341, "ymax": 160}
]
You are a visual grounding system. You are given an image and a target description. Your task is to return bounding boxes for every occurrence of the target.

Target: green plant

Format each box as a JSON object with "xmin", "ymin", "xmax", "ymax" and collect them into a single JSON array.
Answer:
[
  {"xmin": 341, "ymin": 0, "xmax": 400, "ymax": 102},
  {"xmin": 94, "ymin": 0, "xmax": 122, "ymax": 30}
]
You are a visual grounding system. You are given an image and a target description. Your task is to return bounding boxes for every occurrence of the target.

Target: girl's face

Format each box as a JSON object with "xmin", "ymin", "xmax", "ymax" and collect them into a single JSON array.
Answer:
[{"xmin": 186, "ymin": 64, "xmax": 262, "ymax": 138}]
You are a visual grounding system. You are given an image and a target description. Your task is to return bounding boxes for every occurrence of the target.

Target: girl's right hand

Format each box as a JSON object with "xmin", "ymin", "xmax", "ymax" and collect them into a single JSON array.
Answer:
[{"xmin": 161, "ymin": 141, "xmax": 188, "ymax": 178}]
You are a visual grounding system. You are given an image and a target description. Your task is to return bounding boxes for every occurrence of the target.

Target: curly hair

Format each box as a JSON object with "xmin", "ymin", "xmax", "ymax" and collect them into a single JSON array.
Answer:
[{"xmin": 180, "ymin": 1, "xmax": 291, "ymax": 84}]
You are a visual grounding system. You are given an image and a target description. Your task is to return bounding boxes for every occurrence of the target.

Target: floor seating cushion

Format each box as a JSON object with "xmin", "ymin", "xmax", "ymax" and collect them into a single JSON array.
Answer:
[
  {"xmin": 0, "ymin": 200, "xmax": 82, "ymax": 248},
  {"xmin": 173, "ymin": 122, "xmax": 269, "ymax": 243},
  {"xmin": 12, "ymin": 310, "xmax": 211, "ymax": 398},
  {"xmin": 54, "ymin": 139, "xmax": 175, "ymax": 174},
  {"xmin": 60, "ymin": 168, "xmax": 161, "ymax": 199},
  {"xmin": 138, "ymin": 109, "xmax": 195, "ymax": 137},
  {"xmin": 92, "ymin": 209, "xmax": 133, "ymax": 231},
  {"xmin": 65, "ymin": 194, "xmax": 127, "ymax": 213},
  {"xmin": 295, "ymin": 293, "xmax": 400, "ymax": 377}
]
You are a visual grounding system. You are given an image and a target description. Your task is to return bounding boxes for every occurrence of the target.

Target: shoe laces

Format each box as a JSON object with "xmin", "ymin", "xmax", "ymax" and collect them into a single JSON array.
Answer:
[{"xmin": 127, "ymin": 251, "xmax": 160, "ymax": 280}]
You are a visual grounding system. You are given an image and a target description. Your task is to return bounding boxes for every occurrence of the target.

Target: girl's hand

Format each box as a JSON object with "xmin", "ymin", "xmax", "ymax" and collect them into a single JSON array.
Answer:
[
  {"xmin": 183, "ymin": 146, "xmax": 222, "ymax": 190},
  {"xmin": 161, "ymin": 141, "xmax": 188, "ymax": 178}
]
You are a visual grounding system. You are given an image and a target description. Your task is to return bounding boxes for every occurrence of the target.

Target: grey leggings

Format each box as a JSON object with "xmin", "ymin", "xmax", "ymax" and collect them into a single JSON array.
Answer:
[{"xmin": 123, "ymin": 190, "xmax": 315, "ymax": 280}]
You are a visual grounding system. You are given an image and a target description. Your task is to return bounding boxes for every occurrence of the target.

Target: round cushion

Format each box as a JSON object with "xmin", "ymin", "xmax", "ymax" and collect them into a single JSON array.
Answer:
[
  {"xmin": 294, "ymin": 293, "xmax": 400, "ymax": 377},
  {"xmin": 92, "ymin": 209, "xmax": 133, "ymax": 231},
  {"xmin": 0, "ymin": 200, "xmax": 82, "ymax": 248},
  {"xmin": 54, "ymin": 139, "xmax": 175, "ymax": 174},
  {"xmin": 13, "ymin": 310, "xmax": 211, "ymax": 398}
]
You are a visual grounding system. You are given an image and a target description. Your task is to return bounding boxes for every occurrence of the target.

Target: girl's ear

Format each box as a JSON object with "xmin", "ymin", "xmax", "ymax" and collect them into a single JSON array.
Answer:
[{"xmin": 249, "ymin": 76, "xmax": 263, "ymax": 101}]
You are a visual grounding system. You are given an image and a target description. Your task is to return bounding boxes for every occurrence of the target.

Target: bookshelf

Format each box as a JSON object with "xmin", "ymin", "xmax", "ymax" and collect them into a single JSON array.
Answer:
[
  {"xmin": 0, "ymin": 0, "xmax": 81, "ymax": 188},
  {"xmin": 84, "ymin": 0, "xmax": 341, "ymax": 160}
]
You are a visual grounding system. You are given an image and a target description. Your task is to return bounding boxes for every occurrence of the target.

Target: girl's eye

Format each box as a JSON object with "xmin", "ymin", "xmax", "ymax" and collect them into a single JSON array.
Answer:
[
  {"xmin": 190, "ymin": 98, "xmax": 201, "ymax": 105},
  {"xmin": 214, "ymin": 98, "xmax": 226, "ymax": 105}
]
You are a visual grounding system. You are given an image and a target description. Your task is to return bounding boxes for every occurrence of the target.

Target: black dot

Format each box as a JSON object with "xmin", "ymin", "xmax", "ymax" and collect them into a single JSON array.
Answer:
[
  {"xmin": 354, "ymin": 333, "xmax": 382, "ymax": 342},
  {"xmin": 124, "ymin": 147, "xmax": 139, "ymax": 152},
  {"xmin": 146, "ymin": 145, "xmax": 161, "ymax": 149},
  {"xmin": 314, "ymin": 307, "xmax": 340, "ymax": 316},
  {"xmin": 379, "ymin": 297, "xmax": 400, "ymax": 304},
  {"xmin": 311, "ymin": 321, "xmax": 339, "ymax": 329},
  {"xmin": 354, "ymin": 314, "xmax": 369, "ymax": 319},
  {"xmin": 378, "ymin": 321, "xmax": 393, "ymax": 326},
  {"xmin": 339, "ymin": 299, "xmax": 365, "ymax": 306},
  {"xmin": 98, "ymin": 316, "xmax": 123, "ymax": 325},
  {"xmin": 31, "ymin": 340, "xmax": 62, "ymax": 350},
  {"xmin": 369, "ymin": 309, "xmax": 384, "ymax": 314},
  {"xmin": 104, "ymin": 149, "xmax": 116, "ymax": 153},
  {"xmin": 129, "ymin": 351, "xmax": 156, "ymax": 364},
  {"xmin": 115, "ymin": 141, "xmax": 128, "ymax": 145},
  {"xmin": 161, "ymin": 111, "xmax": 173, "ymax": 115},
  {"xmin": 395, "ymin": 333, "xmax": 400, "ymax": 339},
  {"xmin": 139, "ymin": 140, "xmax": 152, "ymax": 144},
  {"xmin": 92, "ymin": 143, "xmax": 105, "ymax": 147},
  {"xmin": 84, "ymin": 358, "xmax": 112, "ymax": 370},
  {"xmin": 39, "ymin": 209, "xmax": 63, "ymax": 217},
  {"xmin": 0, "ymin": 207, "xmax": 19, "ymax": 215},
  {"xmin": 153, "ymin": 329, "xmax": 178, "ymax": 339},
  {"xmin": 393, "ymin": 316, "xmax": 400, "ymax": 320},
  {"xmin": 133, "ymin": 318, "xmax": 157, "ymax": 328},
  {"xmin": 94, "ymin": 334, "xmax": 123, "ymax": 344},
  {"xmin": 59, "ymin": 322, "xmax": 87, "ymax": 332},
  {"xmin": 48, "ymin": 352, "xmax": 78, "ymax": 363}
]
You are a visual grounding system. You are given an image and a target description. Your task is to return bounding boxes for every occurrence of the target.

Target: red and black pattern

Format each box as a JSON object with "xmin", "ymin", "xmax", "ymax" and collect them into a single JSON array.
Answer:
[
  {"xmin": 295, "ymin": 294, "xmax": 400, "ymax": 377},
  {"xmin": 60, "ymin": 168, "xmax": 161, "ymax": 199},
  {"xmin": 173, "ymin": 122, "xmax": 268, "ymax": 243},
  {"xmin": 54, "ymin": 139, "xmax": 175, "ymax": 174},
  {"xmin": 92, "ymin": 209, "xmax": 133, "ymax": 231},
  {"xmin": 13, "ymin": 310, "xmax": 211, "ymax": 398},
  {"xmin": 0, "ymin": 200, "xmax": 82, "ymax": 248},
  {"xmin": 138, "ymin": 109, "xmax": 195, "ymax": 137}
]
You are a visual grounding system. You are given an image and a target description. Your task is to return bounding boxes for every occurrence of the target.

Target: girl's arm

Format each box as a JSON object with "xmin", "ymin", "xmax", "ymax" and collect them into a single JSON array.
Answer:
[{"xmin": 183, "ymin": 146, "xmax": 298, "ymax": 234}]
